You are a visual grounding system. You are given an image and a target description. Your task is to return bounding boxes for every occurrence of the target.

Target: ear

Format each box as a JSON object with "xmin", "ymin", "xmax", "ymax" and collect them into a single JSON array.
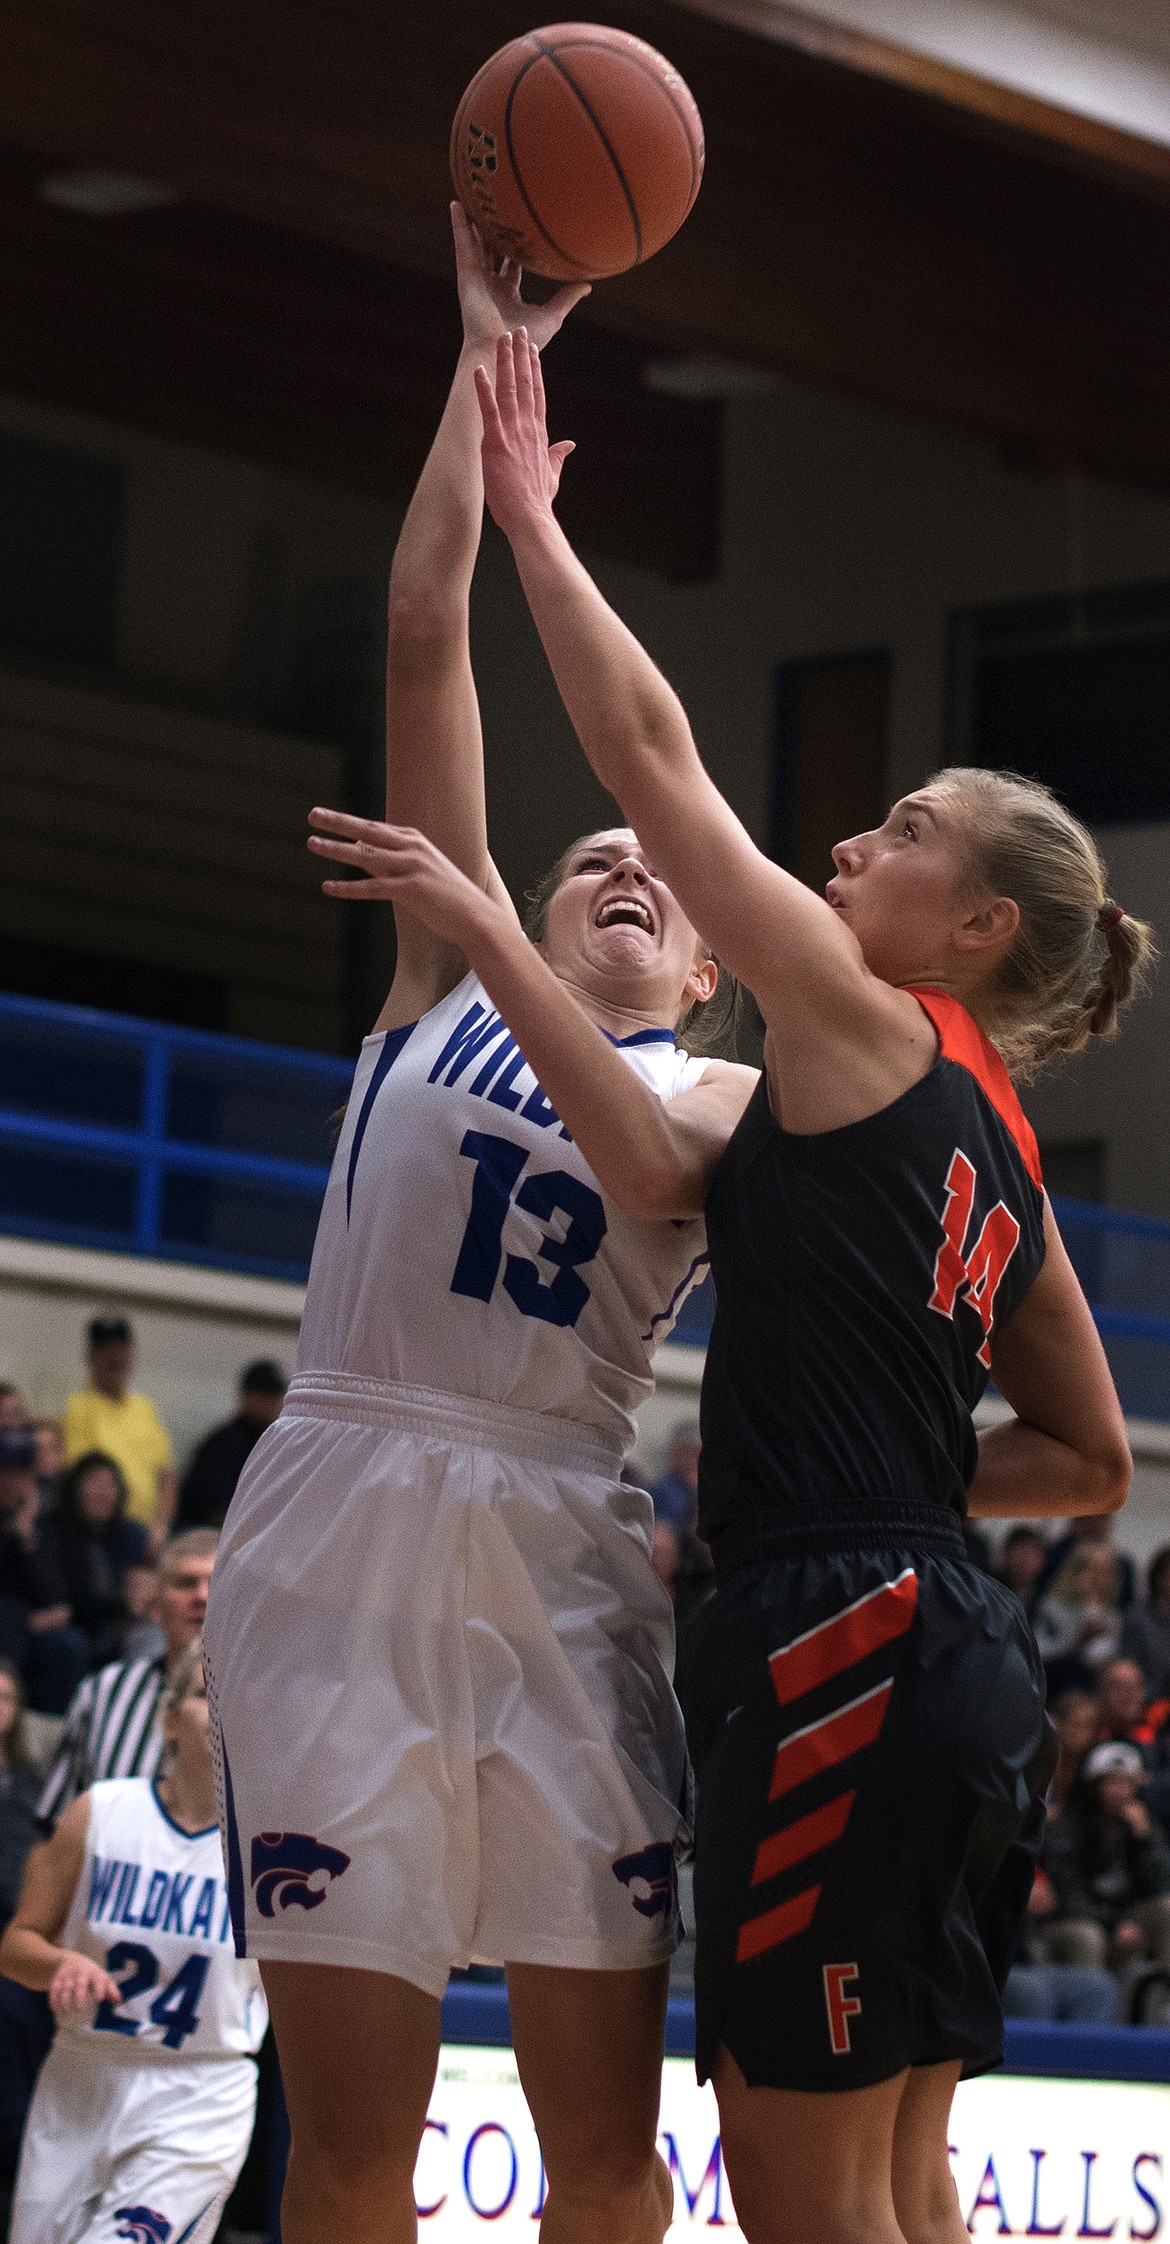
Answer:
[
  {"xmin": 685, "ymin": 953, "xmax": 720, "ymax": 1007},
  {"xmin": 955, "ymin": 894, "xmax": 1019, "ymax": 954}
]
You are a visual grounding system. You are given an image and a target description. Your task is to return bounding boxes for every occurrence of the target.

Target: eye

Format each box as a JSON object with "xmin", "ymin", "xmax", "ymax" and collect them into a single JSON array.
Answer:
[
  {"xmin": 574, "ymin": 854, "xmax": 609, "ymax": 873},
  {"xmin": 902, "ymin": 819, "xmax": 919, "ymax": 841}
]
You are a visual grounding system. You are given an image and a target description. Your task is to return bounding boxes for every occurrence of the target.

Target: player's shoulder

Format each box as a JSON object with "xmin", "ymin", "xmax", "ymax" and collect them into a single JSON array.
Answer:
[{"xmin": 907, "ymin": 985, "xmax": 1042, "ymax": 1191}]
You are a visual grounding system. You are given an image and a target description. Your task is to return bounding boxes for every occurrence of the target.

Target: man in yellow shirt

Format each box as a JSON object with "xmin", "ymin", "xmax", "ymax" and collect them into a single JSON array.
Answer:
[{"xmin": 63, "ymin": 1316, "xmax": 175, "ymax": 1537}]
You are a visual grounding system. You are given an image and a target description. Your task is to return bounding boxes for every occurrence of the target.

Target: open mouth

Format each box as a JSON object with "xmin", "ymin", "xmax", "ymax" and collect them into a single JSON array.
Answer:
[{"xmin": 596, "ymin": 898, "xmax": 654, "ymax": 934}]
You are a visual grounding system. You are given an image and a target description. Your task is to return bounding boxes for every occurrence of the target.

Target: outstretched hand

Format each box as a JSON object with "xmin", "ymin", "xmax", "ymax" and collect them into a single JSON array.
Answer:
[
  {"xmin": 309, "ymin": 807, "xmax": 501, "ymax": 952},
  {"xmin": 476, "ymin": 329, "xmax": 575, "ymax": 538},
  {"xmin": 451, "ymin": 201, "xmax": 589, "ymax": 354}
]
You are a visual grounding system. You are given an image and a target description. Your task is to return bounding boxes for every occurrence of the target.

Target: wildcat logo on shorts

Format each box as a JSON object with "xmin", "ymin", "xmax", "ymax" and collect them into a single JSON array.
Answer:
[
  {"xmin": 114, "ymin": 2211, "xmax": 171, "ymax": 2244},
  {"xmin": 251, "ymin": 1831, "xmax": 352, "ymax": 1917},
  {"xmin": 612, "ymin": 1842, "xmax": 676, "ymax": 1920}
]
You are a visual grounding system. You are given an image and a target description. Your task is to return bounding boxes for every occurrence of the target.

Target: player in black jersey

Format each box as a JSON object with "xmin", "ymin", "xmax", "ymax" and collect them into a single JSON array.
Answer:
[{"xmin": 339, "ymin": 331, "xmax": 1155, "ymax": 2244}]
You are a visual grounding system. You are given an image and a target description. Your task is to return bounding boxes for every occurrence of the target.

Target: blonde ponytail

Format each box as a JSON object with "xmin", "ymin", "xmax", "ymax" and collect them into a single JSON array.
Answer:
[{"xmin": 933, "ymin": 768, "xmax": 1156, "ymax": 1078}]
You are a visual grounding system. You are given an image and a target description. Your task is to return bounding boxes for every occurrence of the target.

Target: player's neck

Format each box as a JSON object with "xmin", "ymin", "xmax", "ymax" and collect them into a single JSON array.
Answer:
[
  {"xmin": 554, "ymin": 970, "xmax": 678, "ymax": 1044},
  {"xmin": 157, "ymin": 1768, "xmax": 217, "ymax": 1833}
]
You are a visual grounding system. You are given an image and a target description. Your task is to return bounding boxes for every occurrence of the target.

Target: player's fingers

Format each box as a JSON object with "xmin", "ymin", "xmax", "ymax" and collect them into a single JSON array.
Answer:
[
  {"xmin": 513, "ymin": 326, "xmax": 535, "ymax": 422},
  {"xmin": 545, "ymin": 280, "xmax": 591, "ymax": 331},
  {"xmin": 321, "ymin": 877, "xmax": 389, "ymax": 900},
  {"xmin": 473, "ymin": 362, "xmax": 504, "ymax": 440},
  {"xmin": 494, "ymin": 331, "xmax": 519, "ymax": 425}
]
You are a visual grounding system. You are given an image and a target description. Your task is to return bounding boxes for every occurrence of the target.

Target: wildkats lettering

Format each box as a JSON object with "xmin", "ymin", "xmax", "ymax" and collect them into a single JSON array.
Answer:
[{"xmin": 928, "ymin": 1148, "xmax": 1021, "ymax": 1369}]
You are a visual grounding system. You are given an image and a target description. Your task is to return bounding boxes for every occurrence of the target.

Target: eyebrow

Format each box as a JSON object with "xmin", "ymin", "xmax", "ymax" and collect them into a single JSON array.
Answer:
[{"xmin": 897, "ymin": 798, "xmax": 940, "ymax": 827}]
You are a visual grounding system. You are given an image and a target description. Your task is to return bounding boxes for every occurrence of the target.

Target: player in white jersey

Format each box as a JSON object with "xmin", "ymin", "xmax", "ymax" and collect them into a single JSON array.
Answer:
[
  {"xmin": 0, "ymin": 1641, "xmax": 266, "ymax": 2244},
  {"xmin": 204, "ymin": 209, "xmax": 757, "ymax": 2244}
]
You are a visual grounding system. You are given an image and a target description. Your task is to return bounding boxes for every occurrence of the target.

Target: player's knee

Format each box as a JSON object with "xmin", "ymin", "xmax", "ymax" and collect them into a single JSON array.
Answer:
[
  {"xmin": 286, "ymin": 2115, "xmax": 418, "ymax": 2207},
  {"xmin": 543, "ymin": 2135, "xmax": 667, "ymax": 2231}
]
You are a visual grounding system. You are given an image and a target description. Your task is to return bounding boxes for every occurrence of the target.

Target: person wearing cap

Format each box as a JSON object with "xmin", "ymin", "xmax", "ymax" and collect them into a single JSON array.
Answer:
[
  {"xmin": 175, "ymin": 1361, "xmax": 287, "ymax": 1532},
  {"xmin": 1040, "ymin": 1739, "xmax": 1170, "ymax": 1973},
  {"xmin": 63, "ymin": 1318, "xmax": 175, "ymax": 1537},
  {"xmin": 0, "ymin": 1430, "xmax": 89, "ymax": 1717}
]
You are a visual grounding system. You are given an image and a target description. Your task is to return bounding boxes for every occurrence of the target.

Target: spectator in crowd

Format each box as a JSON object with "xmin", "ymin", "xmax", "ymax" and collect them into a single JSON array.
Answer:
[
  {"xmin": 0, "ymin": 1661, "xmax": 52, "ymax": 2238},
  {"xmin": 0, "ymin": 1430, "xmax": 89, "ymax": 1717},
  {"xmin": 29, "ymin": 1420, "xmax": 62, "ymax": 1519},
  {"xmin": 1121, "ymin": 1546, "xmax": 1170, "ymax": 1702},
  {"xmin": 43, "ymin": 1453, "xmax": 154, "ymax": 1670},
  {"xmin": 1035, "ymin": 1511, "xmax": 1137, "ymax": 1613},
  {"xmin": 63, "ymin": 1316, "xmax": 175, "ymax": 1538},
  {"xmin": 1032, "ymin": 1539, "xmax": 1123, "ymax": 1688},
  {"xmin": 1003, "ymin": 1865, "xmax": 1118, "ymax": 2023},
  {"xmin": 647, "ymin": 1423, "xmax": 714, "ymax": 1635},
  {"xmin": 1047, "ymin": 1687, "xmax": 1099, "ymax": 1814},
  {"xmin": 1096, "ymin": 1658, "xmax": 1153, "ymax": 1750},
  {"xmin": 1041, "ymin": 1742, "xmax": 1170, "ymax": 1972},
  {"xmin": 0, "ymin": 1391, "xmax": 27, "ymax": 1433},
  {"xmin": 37, "ymin": 1528, "xmax": 218, "ymax": 1827},
  {"xmin": 995, "ymin": 1524, "xmax": 1049, "ymax": 1612},
  {"xmin": 176, "ymin": 1359, "xmax": 287, "ymax": 1530}
]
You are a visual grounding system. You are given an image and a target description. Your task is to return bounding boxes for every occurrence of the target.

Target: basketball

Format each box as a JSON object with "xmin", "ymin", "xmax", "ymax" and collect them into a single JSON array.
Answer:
[{"xmin": 450, "ymin": 23, "xmax": 704, "ymax": 283}]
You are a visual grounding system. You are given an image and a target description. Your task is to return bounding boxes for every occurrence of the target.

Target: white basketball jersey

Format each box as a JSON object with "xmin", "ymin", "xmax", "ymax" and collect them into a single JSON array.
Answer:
[
  {"xmin": 57, "ymin": 1779, "xmax": 267, "ymax": 2061},
  {"xmin": 297, "ymin": 971, "xmax": 710, "ymax": 1447}
]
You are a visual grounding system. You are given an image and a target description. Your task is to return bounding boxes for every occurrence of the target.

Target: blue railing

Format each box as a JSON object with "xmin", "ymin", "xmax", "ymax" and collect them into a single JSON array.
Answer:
[
  {"xmin": 0, "ymin": 992, "xmax": 353, "ymax": 1284},
  {"xmin": 1, "ymin": 993, "xmax": 1169, "ymax": 1415}
]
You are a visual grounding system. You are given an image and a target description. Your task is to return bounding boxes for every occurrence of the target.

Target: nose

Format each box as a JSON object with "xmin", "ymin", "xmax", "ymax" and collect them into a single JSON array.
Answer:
[
  {"xmin": 610, "ymin": 855, "xmax": 649, "ymax": 886},
  {"xmin": 831, "ymin": 833, "xmax": 866, "ymax": 874}
]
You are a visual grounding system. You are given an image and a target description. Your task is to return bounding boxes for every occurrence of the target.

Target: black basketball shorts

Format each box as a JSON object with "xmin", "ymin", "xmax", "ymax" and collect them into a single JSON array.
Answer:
[{"xmin": 678, "ymin": 1530, "xmax": 1055, "ymax": 2094}]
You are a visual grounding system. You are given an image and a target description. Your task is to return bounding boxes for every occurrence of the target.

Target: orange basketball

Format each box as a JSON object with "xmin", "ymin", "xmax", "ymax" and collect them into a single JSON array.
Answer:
[{"xmin": 450, "ymin": 23, "xmax": 704, "ymax": 282}]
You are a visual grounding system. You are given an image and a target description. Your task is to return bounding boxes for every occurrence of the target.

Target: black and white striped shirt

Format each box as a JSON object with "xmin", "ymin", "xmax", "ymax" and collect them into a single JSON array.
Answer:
[{"xmin": 38, "ymin": 1655, "xmax": 167, "ymax": 1828}]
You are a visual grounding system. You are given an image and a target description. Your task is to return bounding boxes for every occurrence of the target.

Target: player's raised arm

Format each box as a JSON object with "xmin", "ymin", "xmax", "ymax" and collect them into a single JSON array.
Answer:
[
  {"xmin": 474, "ymin": 331, "xmax": 906, "ymax": 1078},
  {"xmin": 377, "ymin": 210, "xmax": 588, "ymax": 1032},
  {"xmin": 308, "ymin": 810, "xmax": 756, "ymax": 1216}
]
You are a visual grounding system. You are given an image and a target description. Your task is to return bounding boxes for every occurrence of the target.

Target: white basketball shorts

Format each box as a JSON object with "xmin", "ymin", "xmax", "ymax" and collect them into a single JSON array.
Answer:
[
  {"xmin": 9, "ymin": 2035, "xmax": 257, "ymax": 2244},
  {"xmin": 204, "ymin": 1373, "xmax": 689, "ymax": 1999}
]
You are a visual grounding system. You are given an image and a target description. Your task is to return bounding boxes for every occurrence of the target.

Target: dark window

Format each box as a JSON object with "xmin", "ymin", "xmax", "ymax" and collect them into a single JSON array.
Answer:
[
  {"xmin": 0, "ymin": 940, "xmax": 227, "ymax": 1031},
  {"xmin": 0, "ymin": 432, "xmax": 124, "ymax": 668},
  {"xmin": 948, "ymin": 582, "xmax": 1170, "ymax": 825},
  {"xmin": 771, "ymin": 652, "xmax": 890, "ymax": 888},
  {"xmin": 1039, "ymin": 1139, "xmax": 1106, "ymax": 1204}
]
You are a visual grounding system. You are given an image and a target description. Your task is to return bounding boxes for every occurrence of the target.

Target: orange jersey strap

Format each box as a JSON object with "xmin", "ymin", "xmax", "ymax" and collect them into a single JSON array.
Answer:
[{"xmin": 906, "ymin": 986, "xmax": 1043, "ymax": 1194}]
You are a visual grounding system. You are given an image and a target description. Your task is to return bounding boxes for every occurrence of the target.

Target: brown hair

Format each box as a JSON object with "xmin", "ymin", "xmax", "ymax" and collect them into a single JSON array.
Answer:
[
  {"xmin": 0, "ymin": 1658, "xmax": 35, "ymax": 1773},
  {"xmin": 933, "ymin": 767, "xmax": 1156, "ymax": 1078},
  {"xmin": 524, "ymin": 834, "xmax": 742, "ymax": 1061},
  {"xmin": 160, "ymin": 1636, "xmax": 206, "ymax": 1724}
]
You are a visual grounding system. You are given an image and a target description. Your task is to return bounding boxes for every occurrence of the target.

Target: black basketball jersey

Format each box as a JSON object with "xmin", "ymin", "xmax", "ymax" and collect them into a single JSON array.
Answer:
[{"xmin": 698, "ymin": 988, "xmax": 1046, "ymax": 1549}]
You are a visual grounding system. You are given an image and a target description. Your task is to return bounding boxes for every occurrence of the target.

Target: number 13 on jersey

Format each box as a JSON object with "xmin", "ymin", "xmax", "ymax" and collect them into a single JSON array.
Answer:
[{"xmin": 451, "ymin": 1130, "xmax": 608, "ymax": 1330}]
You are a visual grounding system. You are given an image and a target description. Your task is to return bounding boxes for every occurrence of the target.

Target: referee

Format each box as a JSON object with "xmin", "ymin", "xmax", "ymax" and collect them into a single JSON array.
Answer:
[{"xmin": 37, "ymin": 1529, "xmax": 218, "ymax": 1827}]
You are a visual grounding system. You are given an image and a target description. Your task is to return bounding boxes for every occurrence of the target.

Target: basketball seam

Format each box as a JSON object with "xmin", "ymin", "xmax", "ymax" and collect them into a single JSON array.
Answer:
[
  {"xmin": 534, "ymin": 36, "xmax": 643, "ymax": 266},
  {"xmin": 541, "ymin": 34, "xmax": 703, "ymax": 215},
  {"xmin": 502, "ymin": 54, "xmax": 598, "ymax": 274}
]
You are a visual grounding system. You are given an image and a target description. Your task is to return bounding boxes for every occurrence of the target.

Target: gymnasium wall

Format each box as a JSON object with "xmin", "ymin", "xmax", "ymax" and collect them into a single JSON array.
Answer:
[{"xmin": 2, "ymin": 356, "xmax": 1169, "ymax": 1208}]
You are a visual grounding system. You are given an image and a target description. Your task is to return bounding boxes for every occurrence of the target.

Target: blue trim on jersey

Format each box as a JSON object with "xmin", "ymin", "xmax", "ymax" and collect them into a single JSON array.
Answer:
[
  {"xmin": 345, "ymin": 1020, "xmax": 416, "ymax": 1222},
  {"xmin": 641, "ymin": 1250, "xmax": 711, "ymax": 1344},
  {"xmin": 601, "ymin": 1026, "xmax": 678, "ymax": 1048},
  {"xmin": 149, "ymin": 1782, "xmax": 218, "ymax": 1842},
  {"xmin": 219, "ymin": 1747, "xmax": 249, "ymax": 1960}
]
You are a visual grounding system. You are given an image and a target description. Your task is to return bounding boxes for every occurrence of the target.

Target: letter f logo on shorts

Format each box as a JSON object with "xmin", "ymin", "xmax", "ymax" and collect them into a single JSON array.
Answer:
[{"xmin": 823, "ymin": 1963, "xmax": 862, "ymax": 2055}]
